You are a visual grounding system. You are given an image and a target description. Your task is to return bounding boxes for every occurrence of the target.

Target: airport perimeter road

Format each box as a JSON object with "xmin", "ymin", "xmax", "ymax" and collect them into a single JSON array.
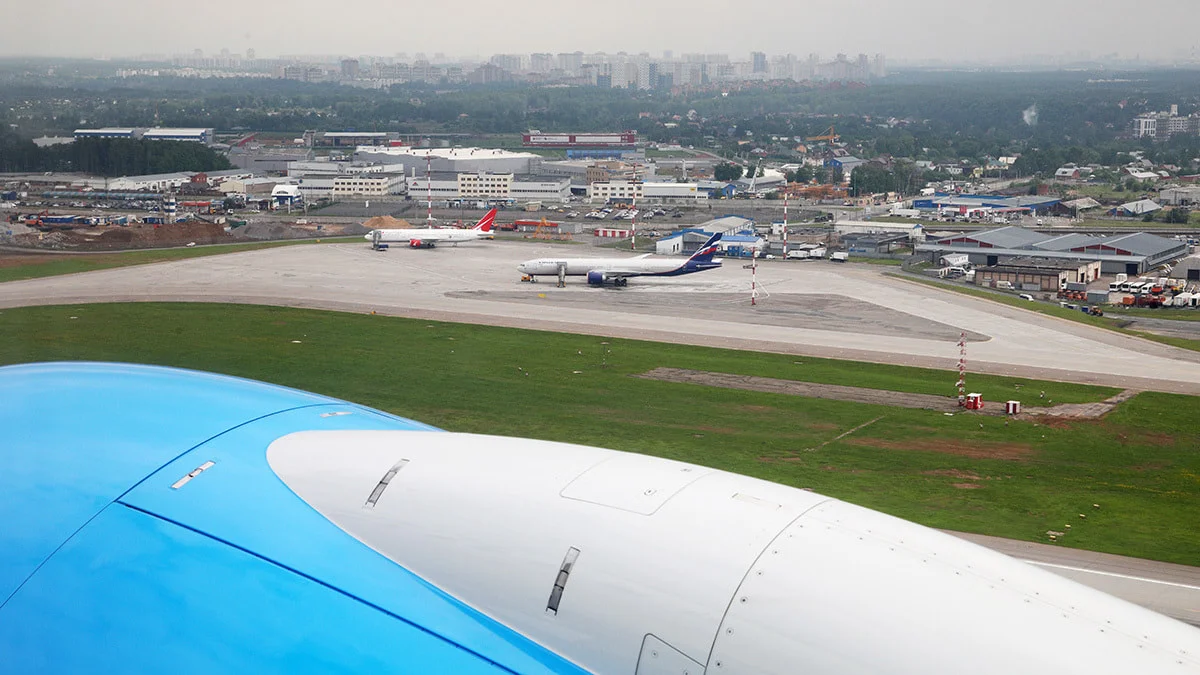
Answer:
[
  {"xmin": 951, "ymin": 531, "xmax": 1200, "ymax": 628},
  {"xmin": 2, "ymin": 240, "xmax": 1200, "ymax": 393}
]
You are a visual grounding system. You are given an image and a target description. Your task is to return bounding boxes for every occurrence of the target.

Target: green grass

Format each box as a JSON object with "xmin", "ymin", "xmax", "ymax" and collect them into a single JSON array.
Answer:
[
  {"xmin": 1107, "ymin": 306, "xmax": 1200, "ymax": 321},
  {"xmin": 847, "ymin": 256, "xmax": 903, "ymax": 266},
  {"xmin": 887, "ymin": 272, "xmax": 1200, "ymax": 352},
  {"xmin": 6, "ymin": 302, "xmax": 1199, "ymax": 565},
  {"xmin": 0, "ymin": 238, "xmax": 356, "ymax": 283}
]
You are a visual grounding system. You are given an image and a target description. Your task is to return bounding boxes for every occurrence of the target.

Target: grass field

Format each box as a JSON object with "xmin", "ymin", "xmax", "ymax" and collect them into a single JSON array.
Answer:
[
  {"xmin": 0, "ymin": 238, "xmax": 356, "ymax": 283},
  {"xmin": 888, "ymin": 272, "xmax": 1200, "ymax": 352},
  {"xmin": 3, "ymin": 302, "xmax": 1198, "ymax": 566}
]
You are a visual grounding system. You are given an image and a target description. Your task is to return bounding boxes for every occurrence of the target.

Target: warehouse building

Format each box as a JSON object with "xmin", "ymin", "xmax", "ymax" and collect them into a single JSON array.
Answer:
[
  {"xmin": 654, "ymin": 229, "xmax": 717, "ymax": 256},
  {"xmin": 354, "ymin": 146, "xmax": 542, "ymax": 175},
  {"xmin": 974, "ymin": 257, "xmax": 1101, "ymax": 292},
  {"xmin": 407, "ymin": 172, "xmax": 570, "ymax": 203},
  {"xmin": 74, "ymin": 128, "xmax": 139, "ymax": 140},
  {"xmin": 141, "ymin": 128, "xmax": 214, "ymax": 144},
  {"xmin": 841, "ymin": 233, "xmax": 909, "ymax": 256},
  {"xmin": 912, "ymin": 193, "xmax": 1061, "ymax": 215},
  {"xmin": 1168, "ymin": 256, "xmax": 1200, "ymax": 282},
  {"xmin": 587, "ymin": 180, "xmax": 707, "ymax": 203},
  {"xmin": 917, "ymin": 226, "xmax": 1186, "ymax": 275},
  {"xmin": 319, "ymin": 132, "xmax": 395, "ymax": 147},
  {"xmin": 108, "ymin": 172, "xmax": 197, "ymax": 191}
]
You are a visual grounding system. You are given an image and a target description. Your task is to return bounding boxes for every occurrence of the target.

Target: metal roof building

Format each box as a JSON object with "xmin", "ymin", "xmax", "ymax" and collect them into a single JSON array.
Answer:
[
  {"xmin": 917, "ymin": 226, "xmax": 1186, "ymax": 275},
  {"xmin": 912, "ymin": 194, "xmax": 1061, "ymax": 213}
]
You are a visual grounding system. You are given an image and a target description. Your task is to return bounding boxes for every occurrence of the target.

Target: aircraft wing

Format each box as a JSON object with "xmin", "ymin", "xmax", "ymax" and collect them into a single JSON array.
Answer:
[{"xmin": 595, "ymin": 268, "xmax": 643, "ymax": 278}]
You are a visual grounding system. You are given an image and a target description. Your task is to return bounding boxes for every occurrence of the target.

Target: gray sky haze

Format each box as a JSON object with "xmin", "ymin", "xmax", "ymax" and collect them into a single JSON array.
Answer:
[{"xmin": 5, "ymin": 0, "xmax": 1198, "ymax": 63}]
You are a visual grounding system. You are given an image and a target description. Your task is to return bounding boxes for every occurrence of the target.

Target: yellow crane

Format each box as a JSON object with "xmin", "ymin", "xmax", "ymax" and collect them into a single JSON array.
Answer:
[{"xmin": 806, "ymin": 125, "xmax": 839, "ymax": 143}]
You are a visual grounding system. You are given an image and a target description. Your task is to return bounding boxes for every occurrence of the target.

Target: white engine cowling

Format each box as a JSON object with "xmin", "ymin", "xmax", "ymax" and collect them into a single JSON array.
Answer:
[{"xmin": 268, "ymin": 430, "xmax": 1200, "ymax": 675}]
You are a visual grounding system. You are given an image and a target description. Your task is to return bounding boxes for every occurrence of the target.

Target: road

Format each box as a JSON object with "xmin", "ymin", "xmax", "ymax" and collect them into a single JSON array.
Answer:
[{"xmin": 951, "ymin": 531, "xmax": 1200, "ymax": 627}]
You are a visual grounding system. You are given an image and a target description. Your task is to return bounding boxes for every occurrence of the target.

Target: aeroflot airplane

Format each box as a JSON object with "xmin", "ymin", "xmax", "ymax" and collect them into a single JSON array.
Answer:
[
  {"xmin": 364, "ymin": 208, "xmax": 496, "ymax": 248},
  {"xmin": 518, "ymin": 232, "xmax": 722, "ymax": 286},
  {"xmin": 3, "ymin": 361, "xmax": 1199, "ymax": 674}
]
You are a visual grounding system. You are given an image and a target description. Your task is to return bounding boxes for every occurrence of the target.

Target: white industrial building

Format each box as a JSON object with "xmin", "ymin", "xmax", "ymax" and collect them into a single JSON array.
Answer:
[
  {"xmin": 407, "ymin": 172, "xmax": 570, "ymax": 203},
  {"xmin": 834, "ymin": 219, "xmax": 925, "ymax": 242},
  {"xmin": 354, "ymin": 146, "xmax": 542, "ymax": 175},
  {"xmin": 108, "ymin": 172, "xmax": 196, "ymax": 191},
  {"xmin": 287, "ymin": 161, "xmax": 385, "ymax": 178},
  {"xmin": 332, "ymin": 175, "xmax": 407, "ymax": 197},
  {"xmin": 588, "ymin": 180, "xmax": 707, "ymax": 203}
]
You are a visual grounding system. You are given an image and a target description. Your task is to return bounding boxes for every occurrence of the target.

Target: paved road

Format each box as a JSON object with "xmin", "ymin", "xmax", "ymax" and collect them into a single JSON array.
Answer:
[
  {"xmin": 951, "ymin": 531, "xmax": 1200, "ymax": 627},
  {"xmin": 2, "ymin": 240, "xmax": 1199, "ymax": 393}
]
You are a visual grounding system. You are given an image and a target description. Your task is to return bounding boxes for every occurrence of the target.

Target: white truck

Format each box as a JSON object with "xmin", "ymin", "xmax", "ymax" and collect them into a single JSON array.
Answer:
[
  {"xmin": 829, "ymin": 251, "xmax": 849, "ymax": 263},
  {"xmin": 785, "ymin": 250, "xmax": 810, "ymax": 260}
]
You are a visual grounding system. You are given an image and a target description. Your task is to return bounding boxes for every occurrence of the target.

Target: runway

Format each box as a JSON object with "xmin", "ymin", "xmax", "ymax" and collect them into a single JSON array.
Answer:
[
  {"xmin": 2, "ymin": 240, "xmax": 1200, "ymax": 393},
  {"xmin": 2, "ymin": 239, "xmax": 1199, "ymax": 626}
]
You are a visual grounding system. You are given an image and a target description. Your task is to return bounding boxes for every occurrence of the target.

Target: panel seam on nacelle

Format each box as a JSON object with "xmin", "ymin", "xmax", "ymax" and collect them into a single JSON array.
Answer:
[{"xmin": 701, "ymin": 498, "xmax": 835, "ymax": 670}]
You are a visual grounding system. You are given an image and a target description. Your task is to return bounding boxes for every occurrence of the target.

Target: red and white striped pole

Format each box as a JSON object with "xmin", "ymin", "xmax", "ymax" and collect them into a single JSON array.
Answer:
[
  {"xmin": 956, "ymin": 331, "xmax": 967, "ymax": 406},
  {"xmin": 631, "ymin": 190, "xmax": 637, "ymax": 251},
  {"xmin": 750, "ymin": 251, "xmax": 758, "ymax": 305},
  {"xmin": 426, "ymin": 154, "xmax": 433, "ymax": 226}
]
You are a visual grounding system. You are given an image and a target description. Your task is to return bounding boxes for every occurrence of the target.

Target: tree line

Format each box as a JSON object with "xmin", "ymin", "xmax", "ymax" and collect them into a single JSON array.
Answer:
[{"xmin": 0, "ymin": 132, "xmax": 232, "ymax": 176}]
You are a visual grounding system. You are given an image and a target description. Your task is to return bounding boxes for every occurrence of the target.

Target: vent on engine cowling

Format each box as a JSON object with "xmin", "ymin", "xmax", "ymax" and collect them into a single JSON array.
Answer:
[
  {"xmin": 546, "ymin": 547, "xmax": 581, "ymax": 615},
  {"xmin": 364, "ymin": 459, "xmax": 409, "ymax": 508}
]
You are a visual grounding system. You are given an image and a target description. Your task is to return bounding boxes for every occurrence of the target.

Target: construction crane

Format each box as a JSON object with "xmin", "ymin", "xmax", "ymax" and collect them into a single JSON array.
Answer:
[{"xmin": 806, "ymin": 125, "xmax": 839, "ymax": 143}]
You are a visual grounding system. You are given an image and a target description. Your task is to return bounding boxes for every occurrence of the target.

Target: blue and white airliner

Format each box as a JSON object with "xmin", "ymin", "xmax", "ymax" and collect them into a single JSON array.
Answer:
[
  {"xmin": 2, "ymin": 361, "xmax": 1199, "ymax": 674},
  {"xmin": 517, "ymin": 233, "xmax": 722, "ymax": 286}
]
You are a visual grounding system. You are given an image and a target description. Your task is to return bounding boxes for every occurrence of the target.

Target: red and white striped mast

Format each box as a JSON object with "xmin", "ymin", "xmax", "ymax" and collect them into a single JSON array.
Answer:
[{"xmin": 956, "ymin": 331, "xmax": 967, "ymax": 406}]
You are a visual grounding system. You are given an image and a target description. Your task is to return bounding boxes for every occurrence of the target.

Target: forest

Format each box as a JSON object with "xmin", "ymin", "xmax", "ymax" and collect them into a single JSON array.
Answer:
[{"xmin": 0, "ymin": 132, "xmax": 233, "ymax": 175}]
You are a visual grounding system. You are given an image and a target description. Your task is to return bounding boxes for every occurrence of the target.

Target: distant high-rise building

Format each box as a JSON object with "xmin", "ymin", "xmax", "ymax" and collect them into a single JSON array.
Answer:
[
  {"xmin": 341, "ymin": 58, "xmax": 360, "ymax": 79},
  {"xmin": 663, "ymin": 50, "xmax": 673, "ymax": 60},
  {"xmin": 873, "ymin": 53, "xmax": 887, "ymax": 78},
  {"xmin": 246, "ymin": 48, "xmax": 256, "ymax": 60},
  {"xmin": 530, "ymin": 53, "xmax": 555, "ymax": 73},
  {"xmin": 557, "ymin": 51, "xmax": 584, "ymax": 74},
  {"xmin": 751, "ymin": 51, "xmax": 768, "ymax": 73}
]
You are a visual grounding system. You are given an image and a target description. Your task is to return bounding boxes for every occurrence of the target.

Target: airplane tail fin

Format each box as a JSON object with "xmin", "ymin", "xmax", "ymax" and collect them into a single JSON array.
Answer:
[
  {"xmin": 472, "ymin": 208, "xmax": 498, "ymax": 232},
  {"xmin": 688, "ymin": 232, "xmax": 722, "ymax": 262}
]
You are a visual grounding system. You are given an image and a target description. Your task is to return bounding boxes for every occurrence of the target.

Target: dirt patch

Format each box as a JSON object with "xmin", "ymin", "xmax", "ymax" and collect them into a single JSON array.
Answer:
[
  {"xmin": 846, "ymin": 437, "xmax": 1033, "ymax": 461},
  {"xmin": 952, "ymin": 483, "xmax": 983, "ymax": 490},
  {"xmin": 807, "ymin": 422, "xmax": 841, "ymax": 431},
  {"xmin": 737, "ymin": 404, "xmax": 777, "ymax": 413},
  {"xmin": 639, "ymin": 368, "xmax": 1138, "ymax": 421},
  {"xmin": 922, "ymin": 469, "xmax": 982, "ymax": 480}
]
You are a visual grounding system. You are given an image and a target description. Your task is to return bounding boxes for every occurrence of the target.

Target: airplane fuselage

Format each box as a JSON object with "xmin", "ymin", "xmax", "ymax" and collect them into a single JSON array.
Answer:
[
  {"xmin": 366, "ymin": 228, "xmax": 490, "ymax": 244},
  {"xmin": 518, "ymin": 257, "xmax": 719, "ymax": 278}
]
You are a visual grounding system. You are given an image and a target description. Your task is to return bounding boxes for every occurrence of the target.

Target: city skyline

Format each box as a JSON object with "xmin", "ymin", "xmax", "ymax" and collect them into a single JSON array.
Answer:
[{"xmin": 4, "ymin": 0, "xmax": 1200, "ymax": 64}]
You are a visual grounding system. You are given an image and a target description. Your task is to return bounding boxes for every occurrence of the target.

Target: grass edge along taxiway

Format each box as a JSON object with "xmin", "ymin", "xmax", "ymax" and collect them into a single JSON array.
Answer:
[{"xmin": 2, "ymin": 301, "xmax": 1197, "ymax": 567}]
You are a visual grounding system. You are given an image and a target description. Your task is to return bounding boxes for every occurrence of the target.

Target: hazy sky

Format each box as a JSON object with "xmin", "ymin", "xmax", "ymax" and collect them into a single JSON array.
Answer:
[{"xmin": 5, "ymin": 0, "xmax": 1198, "ymax": 62}]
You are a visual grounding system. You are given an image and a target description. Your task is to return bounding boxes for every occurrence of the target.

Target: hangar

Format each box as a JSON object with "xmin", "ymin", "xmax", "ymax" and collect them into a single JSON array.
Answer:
[{"xmin": 916, "ymin": 226, "xmax": 1186, "ymax": 275}]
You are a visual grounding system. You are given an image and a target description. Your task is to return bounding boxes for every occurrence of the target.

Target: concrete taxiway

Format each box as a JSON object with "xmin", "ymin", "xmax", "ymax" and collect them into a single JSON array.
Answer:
[{"xmin": 2, "ymin": 240, "xmax": 1199, "ymax": 393}]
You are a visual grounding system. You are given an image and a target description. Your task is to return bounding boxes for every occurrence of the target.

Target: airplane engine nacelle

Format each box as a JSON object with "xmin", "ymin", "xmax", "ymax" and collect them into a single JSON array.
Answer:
[
  {"xmin": 586, "ymin": 271, "xmax": 607, "ymax": 286},
  {"xmin": 409, "ymin": 239, "xmax": 433, "ymax": 249}
]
